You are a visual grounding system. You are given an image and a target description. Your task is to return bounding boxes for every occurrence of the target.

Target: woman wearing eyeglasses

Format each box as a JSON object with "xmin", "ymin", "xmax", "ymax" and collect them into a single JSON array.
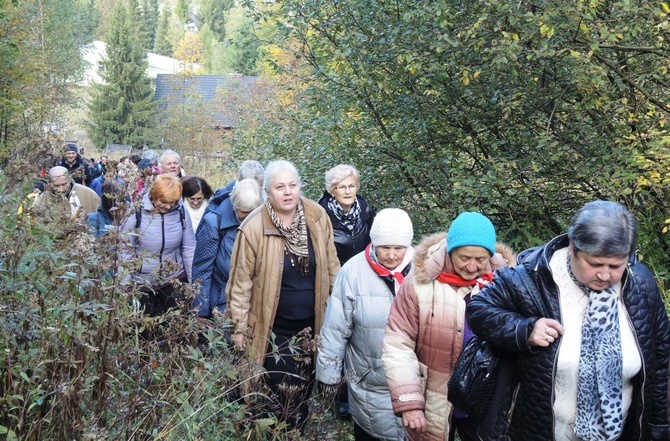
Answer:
[
  {"xmin": 181, "ymin": 176, "xmax": 213, "ymax": 233},
  {"xmin": 318, "ymin": 164, "xmax": 376, "ymax": 266},
  {"xmin": 318, "ymin": 164, "xmax": 376, "ymax": 419}
]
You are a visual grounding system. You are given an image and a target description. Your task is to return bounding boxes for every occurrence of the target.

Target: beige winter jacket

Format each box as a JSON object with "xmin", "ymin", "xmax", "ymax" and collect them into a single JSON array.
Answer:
[
  {"xmin": 227, "ymin": 197, "xmax": 340, "ymax": 363},
  {"xmin": 34, "ymin": 183, "xmax": 101, "ymax": 217},
  {"xmin": 382, "ymin": 233, "xmax": 516, "ymax": 441}
]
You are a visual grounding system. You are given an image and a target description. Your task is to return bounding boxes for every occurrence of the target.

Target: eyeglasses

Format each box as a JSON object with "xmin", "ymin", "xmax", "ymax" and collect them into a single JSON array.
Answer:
[
  {"xmin": 335, "ymin": 184, "xmax": 357, "ymax": 192},
  {"xmin": 187, "ymin": 196, "xmax": 204, "ymax": 202}
]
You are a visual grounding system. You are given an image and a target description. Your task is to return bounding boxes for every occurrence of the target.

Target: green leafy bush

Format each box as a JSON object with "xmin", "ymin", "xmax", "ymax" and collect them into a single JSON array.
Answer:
[{"xmin": 0, "ymin": 138, "xmax": 351, "ymax": 441}]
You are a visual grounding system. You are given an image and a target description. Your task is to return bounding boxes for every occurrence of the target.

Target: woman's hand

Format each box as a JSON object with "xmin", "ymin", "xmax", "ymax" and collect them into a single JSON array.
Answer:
[
  {"xmin": 402, "ymin": 409, "xmax": 427, "ymax": 433},
  {"xmin": 529, "ymin": 318, "xmax": 564, "ymax": 347},
  {"xmin": 232, "ymin": 333, "xmax": 245, "ymax": 350}
]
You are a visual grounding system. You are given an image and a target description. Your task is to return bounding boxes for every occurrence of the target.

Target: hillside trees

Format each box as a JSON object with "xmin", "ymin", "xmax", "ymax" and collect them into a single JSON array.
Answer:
[
  {"xmin": 139, "ymin": 0, "xmax": 160, "ymax": 51},
  {"xmin": 243, "ymin": 0, "xmax": 670, "ymax": 273},
  {"xmin": 175, "ymin": 0, "xmax": 191, "ymax": 23},
  {"xmin": 202, "ymin": 0, "xmax": 233, "ymax": 41},
  {"xmin": 0, "ymin": 0, "xmax": 85, "ymax": 156},
  {"xmin": 86, "ymin": 1, "xmax": 158, "ymax": 149},
  {"xmin": 220, "ymin": 5, "xmax": 260, "ymax": 75},
  {"xmin": 154, "ymin": 5, "xmax": 173, "ymax": 55}
]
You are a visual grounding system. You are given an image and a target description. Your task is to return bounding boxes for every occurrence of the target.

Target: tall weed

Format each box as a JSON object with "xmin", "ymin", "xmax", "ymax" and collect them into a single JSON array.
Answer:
[{"xmin": 0, "ymin": 138, "xmax": 351, "ymax": 440}]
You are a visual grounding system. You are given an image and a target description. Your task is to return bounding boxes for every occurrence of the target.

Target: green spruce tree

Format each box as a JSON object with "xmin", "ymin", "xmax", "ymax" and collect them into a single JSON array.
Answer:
[
  {"xmin": 154, "ymin": 6, "xmax": 173, "ymax": 56},
  {"xmin": 175, "ymin": 0, "xmax": 190, "ymax": 23},
  {"xmin": 137, "ymin": 0, "xmax": 159, "ymax": 52},
  {"xmin": 86, "ymin": 2, "xmax": 156, "ymax": 149},
  {"xmin": 222, "ymin": 6, "xmax": 259, "ymax": 75},
  {"xmin": 202, "ymin": 0, "xmax": 232, "ymax": 41}
]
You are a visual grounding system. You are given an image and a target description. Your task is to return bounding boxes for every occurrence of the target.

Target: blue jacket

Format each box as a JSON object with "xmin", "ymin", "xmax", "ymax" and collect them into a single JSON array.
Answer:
[
  {"xmin": 90, "ymin": 174, "xmax": 104, "ymax": 197},
  {"xmin": 192, "ymin": 188, "xmax": 240, "ymax": 317},
  {"xmin": 87, "ymin": 206, "xmax": 114, "ymax": 237}
]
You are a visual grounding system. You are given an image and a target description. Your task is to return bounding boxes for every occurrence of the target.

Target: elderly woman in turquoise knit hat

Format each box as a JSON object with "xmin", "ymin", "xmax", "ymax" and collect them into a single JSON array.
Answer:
[{"xmin": 382, "ymin": 212, "xmax": 516, "ymax": 441}]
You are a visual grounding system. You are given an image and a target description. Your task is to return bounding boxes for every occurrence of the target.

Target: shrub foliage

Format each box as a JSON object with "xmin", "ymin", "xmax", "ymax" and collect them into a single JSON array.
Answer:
[{"xmin": 0, "ymin": 140, "xmax": 348, "ymax": 440}]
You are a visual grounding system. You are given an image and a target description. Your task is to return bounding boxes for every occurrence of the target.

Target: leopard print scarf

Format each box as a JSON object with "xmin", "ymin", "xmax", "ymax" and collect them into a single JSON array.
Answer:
[
  {"xmin": 568, "ymin": 255, "xmax": 624, "ymax": 440},
  {"xmin": 265, "ymin": 199, "xmax": 309, "ymax": 276}
]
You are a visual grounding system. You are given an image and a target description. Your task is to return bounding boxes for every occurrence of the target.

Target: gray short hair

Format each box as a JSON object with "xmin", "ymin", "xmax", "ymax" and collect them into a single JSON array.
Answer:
[
  {"xmin": 325, "ymin": 164, "xmax": 360, "ymax": 193},
  {"xmin": 142, "ymin": 149, "xmax": 159, "ymax": 164},
  {"xmin": 231, "ymin": 179, "xmax": 263, "ymax": 212},
  {"xmin": 568, "ymin": 200, "xmax": 638, "ymax": 257},
  {"xmin": 160, "ymin": 149, "xmax": 181, "ymax": 165},
  {"xmin": 263, "ymin": 160, "xmax": 300, "ymax": 191},
  {"xmin": 237, "ymin": 160, "xmax": 264, "ymax": 184},
  {"xmin": 48, "ymin": 165, "xmax": 70, "ymax": 181}
]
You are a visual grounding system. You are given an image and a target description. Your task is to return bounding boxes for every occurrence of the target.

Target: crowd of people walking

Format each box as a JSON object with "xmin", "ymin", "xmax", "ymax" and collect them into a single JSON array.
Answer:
[{"xmin": 29, "ymin": 142, "xmax": 670, "ymax": 440}]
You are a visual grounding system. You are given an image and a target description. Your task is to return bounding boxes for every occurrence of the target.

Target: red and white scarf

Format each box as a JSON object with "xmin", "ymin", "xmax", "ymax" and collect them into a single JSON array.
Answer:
[
  {"xmin": 435, "ymin": 271, "xmax": 494, "ymax": 289},
  {"xmin": 365, "ymin": 243, "xmax": 412, "ymax": 292}
]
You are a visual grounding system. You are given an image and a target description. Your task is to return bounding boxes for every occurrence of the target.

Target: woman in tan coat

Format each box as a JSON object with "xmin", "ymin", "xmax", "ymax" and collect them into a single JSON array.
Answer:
[{"xmin": 227, "ymin": 160, "xmax": 340, "ymax": 431}]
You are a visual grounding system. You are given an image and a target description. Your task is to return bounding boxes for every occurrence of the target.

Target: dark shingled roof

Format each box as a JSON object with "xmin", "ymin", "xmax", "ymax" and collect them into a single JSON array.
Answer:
[{"xmin": 154, "ymin": 74, "xmax": 259, "ymax": 128}]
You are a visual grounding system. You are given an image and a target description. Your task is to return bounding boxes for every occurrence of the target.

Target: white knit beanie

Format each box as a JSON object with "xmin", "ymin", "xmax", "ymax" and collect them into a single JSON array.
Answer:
[{"xmin": 370, "ymin": 208, "xmax": 414, "ymax": 248}]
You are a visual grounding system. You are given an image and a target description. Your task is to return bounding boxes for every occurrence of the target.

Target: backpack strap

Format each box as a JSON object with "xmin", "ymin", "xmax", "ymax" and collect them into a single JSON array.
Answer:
[
  {"xmin": 135, "ymin": 204, "xmax": 185, "ymax": 230},
  {"xmin": 135, "ymin": 206, "xmax": 142, "ymax": 229}
]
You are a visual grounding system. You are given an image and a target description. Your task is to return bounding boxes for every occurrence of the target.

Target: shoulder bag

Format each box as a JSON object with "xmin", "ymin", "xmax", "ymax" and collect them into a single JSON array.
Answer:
[
  {"xmin": 447, "ymin": 334, "xmax": 500, "ymax": 422},
  {"xmin": 448, "ymin": 265, "xmax": 547, "ymax": 427}
]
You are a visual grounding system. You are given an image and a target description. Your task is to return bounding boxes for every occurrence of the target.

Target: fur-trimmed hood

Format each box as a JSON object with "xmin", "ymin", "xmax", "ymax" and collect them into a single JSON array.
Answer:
[{"xmin": 411, "ymin": 232, "xmax": 517, "ymax": 285}]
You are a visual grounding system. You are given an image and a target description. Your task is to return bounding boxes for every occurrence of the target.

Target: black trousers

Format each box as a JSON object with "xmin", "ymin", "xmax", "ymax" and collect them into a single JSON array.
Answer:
[
  {"xmin": 449, "ymin": 416, "xmax": 479, "ymax": 441},
  {"xmin": 138, "ymin": 275, "xmax": 186, "ymax": 317},
  {"xmin": 354, "ymin": 421, "xmax": 382, "ymax": 441},
  {"xmin": 263, "ymin": 331, "xmax": 315, "ymax": 431}
]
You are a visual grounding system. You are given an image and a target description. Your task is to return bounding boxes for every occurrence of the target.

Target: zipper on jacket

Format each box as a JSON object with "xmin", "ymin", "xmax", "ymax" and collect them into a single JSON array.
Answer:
[
  {"xmin": 159, "ymin": 213, "xmax": 165, "ymax": 278},
  {"xmin": 542, "ymin": 249, "xmax": 561, "ymax": 441},
  {"xmin": 549, "ymin": 293, "xmax": 563, "ymax": 441},
  {"xmin": 622, "ymin": 265, "xmax": 645, "ymax": 441}
]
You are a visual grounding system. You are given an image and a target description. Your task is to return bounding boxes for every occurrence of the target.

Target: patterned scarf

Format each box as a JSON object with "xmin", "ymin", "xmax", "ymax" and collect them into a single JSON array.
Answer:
[
  {"xmin": 327, "ymin": 196, "xmax": 360, "ymax": 232},
  {"xmin": 568, "ymin": 255, "xmax": 624, "ymax": 441},
  {"xmin": 266, "ymin": 199, "xmax": 310, "ymax": 276}
]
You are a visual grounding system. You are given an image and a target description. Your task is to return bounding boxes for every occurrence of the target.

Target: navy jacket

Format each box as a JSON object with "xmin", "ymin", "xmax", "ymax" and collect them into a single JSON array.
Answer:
[
  {"xmin": 467, "ymin": 234, "xmax": 670, "ymax": 440},
  {"xmin": 192, "ymin": 188, "xmax": 240, "ymax": 317},
  {"xmin": 87, "ymin": 206, "xmax": 113, "ymax": 237},
  {"xmin": 56, "ymin": 154, "xmax": 97, "ymax": 186},
  {"xmin": 318, "ymin": 191, "xmax": 375, "ymax": 265}
]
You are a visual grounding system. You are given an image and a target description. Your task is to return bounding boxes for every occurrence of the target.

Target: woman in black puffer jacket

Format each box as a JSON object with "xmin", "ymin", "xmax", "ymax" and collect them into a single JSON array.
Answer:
[
  {"xmin": 318, "ymin": 164, "xmax": 375, "ymax": 266},
  {"xmin": 468, "ymin": 201, "xmax": 669, "ymax": 441}
]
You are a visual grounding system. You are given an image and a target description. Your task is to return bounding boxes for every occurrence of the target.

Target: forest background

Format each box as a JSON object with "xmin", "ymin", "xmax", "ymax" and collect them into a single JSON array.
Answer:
[{"xmin": 0, "ymin": 0, "xmax": 669, "ymax": 439}]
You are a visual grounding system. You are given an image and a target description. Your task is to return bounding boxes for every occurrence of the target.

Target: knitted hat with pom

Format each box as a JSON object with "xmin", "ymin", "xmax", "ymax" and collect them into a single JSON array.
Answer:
[
  {"xmin": 446, "ymin": 212, "xmax": 496, "ymax": 256},
  {"xmin": 370, "ymin": 208, "xmax": 414, "ymax": 248}
]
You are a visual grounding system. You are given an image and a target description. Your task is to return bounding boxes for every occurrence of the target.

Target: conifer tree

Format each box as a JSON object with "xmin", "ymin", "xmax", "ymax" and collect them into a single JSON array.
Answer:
[
  {"xmin": 221, "ymin": 6, "xmax": 259, "ymax": 75},
  {"xmin": 154, "ymin": 6, "xmax": 173, "ymax": 56},
  {"xmin": 138, "ymin": 0, "xmax": 159, "ymax": 52},
  {"xmin": 86, "ymin": 2, "xmax": 157, "ymax": 149},
  {"xmin": 175, "ymin": 0, "xmax": 190, "ymax": 23},
  {"xmin": 202, "ymin": 0, "xmax": 232, "ymax": 41}
]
